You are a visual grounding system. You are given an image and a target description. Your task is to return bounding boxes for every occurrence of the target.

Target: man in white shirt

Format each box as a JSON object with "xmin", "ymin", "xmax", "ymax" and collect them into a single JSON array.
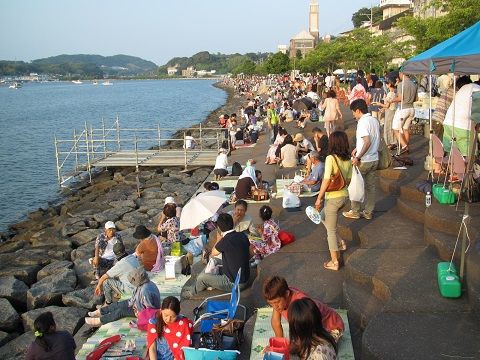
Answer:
[{"xmin": 343, "ymin": 99, "xmax": 380, "ymax": 220}]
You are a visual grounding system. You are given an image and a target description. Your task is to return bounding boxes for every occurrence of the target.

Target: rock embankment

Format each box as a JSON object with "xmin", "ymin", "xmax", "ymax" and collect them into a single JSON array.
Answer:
[{"xmin": 0, "ymin": 81, "xmax": 246, "ymax": 359}]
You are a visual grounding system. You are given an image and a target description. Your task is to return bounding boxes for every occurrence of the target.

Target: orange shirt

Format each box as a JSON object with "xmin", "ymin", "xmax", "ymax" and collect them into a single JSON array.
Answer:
[{"xmin": 136, "ymin": 238, "xmax": 158, "ymax": 271}]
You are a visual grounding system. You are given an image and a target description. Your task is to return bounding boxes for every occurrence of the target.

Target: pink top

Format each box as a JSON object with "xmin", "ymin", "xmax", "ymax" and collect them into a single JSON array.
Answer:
[{"xmin": 322, "ymin": 98, "xmax": 340, "ymax": 121}]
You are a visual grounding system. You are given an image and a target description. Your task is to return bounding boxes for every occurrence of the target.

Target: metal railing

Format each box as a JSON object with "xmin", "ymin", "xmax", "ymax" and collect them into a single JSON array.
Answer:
[{"xmin": 54, "ymin": 117, "xmax": 226, "ymax": 186}]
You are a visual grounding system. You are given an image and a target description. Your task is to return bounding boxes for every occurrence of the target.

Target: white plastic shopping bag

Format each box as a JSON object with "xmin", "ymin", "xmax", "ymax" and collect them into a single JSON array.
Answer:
[
  {"xmin": 348, "ymin": 166, "xmax": 365, "ymax": 202},
  {"xmin": 282, "ymin": 188, "xmax": 301, "ymax": 208}
]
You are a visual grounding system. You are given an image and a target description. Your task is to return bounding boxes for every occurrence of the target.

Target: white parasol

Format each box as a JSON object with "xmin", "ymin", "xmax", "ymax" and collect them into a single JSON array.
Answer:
[{"xmin": 179, "ymin": 190, "xmax": 227, "ymax": 230}]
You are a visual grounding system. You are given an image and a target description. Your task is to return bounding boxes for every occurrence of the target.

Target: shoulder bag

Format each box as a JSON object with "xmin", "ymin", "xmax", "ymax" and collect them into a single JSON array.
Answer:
[{"xmin": 326, "ymin": 155, "xmax": 346, "ymax": 192}]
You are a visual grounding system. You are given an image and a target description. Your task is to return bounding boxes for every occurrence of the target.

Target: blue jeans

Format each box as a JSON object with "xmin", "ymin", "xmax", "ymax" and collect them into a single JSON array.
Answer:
[{"xmin": 99, "ymin": 300, "xmax": 135, "ymax": 325}]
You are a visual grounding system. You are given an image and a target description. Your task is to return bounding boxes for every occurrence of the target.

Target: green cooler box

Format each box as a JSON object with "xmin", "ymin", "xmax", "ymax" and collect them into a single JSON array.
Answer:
[{"xmin": 437, "ymin": 262, "xmax": 461, "ymax": 298}]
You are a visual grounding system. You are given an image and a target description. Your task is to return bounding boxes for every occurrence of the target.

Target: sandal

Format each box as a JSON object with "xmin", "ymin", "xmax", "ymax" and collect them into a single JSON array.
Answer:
[
  {"xmin": 323, "ymin": 261, "xmax": 340, "ymax": 271},
  {"xmin": 399, "ymin": 146, "xmax": 409, "ymax": 155}
]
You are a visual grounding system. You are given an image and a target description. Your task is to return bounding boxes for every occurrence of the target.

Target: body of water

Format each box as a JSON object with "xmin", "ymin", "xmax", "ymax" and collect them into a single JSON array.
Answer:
[{"xmin": 0, "ymin": 79, "xmax": 227, "ymax": 232}]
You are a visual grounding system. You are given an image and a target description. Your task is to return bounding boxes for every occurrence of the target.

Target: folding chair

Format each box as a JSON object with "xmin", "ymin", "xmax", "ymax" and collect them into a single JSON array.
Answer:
[{"xmin": 192, "ymin": 269, "xmax": 247, "ymax": 350}]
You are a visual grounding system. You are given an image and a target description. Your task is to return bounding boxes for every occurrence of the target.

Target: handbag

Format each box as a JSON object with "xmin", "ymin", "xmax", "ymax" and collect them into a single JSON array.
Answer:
[
  {"xmin": 211, "ymin": 319, "xmax": 245, "ymax": 350},
  {"xmin": 377, "ymin": 137, "xmax": 392, "ymax": 170},
  {"xmin": 326, "ymin": 156, "xmax": 346, "ymax": 192},
  {"xmin": 252, "ymin": 188, "xmax": 269, "ymax": 201}
]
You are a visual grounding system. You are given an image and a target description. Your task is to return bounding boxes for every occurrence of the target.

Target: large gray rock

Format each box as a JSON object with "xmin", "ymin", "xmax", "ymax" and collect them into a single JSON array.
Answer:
[
  {"xmin": 62, "ymin": 287, "xmax": 102, "ymax": 309},
  {"xmin": 0, "ymin": 265, "xmax": 42, "ymax": 286},
  {"xmin": 0, "ymin": 331, "xmax": 17, "ymax": 348},
  {"xmin": 21, "ymin": 305, "xmax": 86, "ymax": 335},
  {"xmin": 161, "ymin": 182, "xmax": 178, "ymax": 193},
  {"xmin": 73, "ymin": 258, "xmax": 95, "ymax": 288},
  {"xmin": 29, "ymin": 227, "xmax": 70, "ymax": 247},
  {"xmin": 93, "ymin": 207, "xmax": 133, "ymax": 224},
  {"xmin": 61, "ymin": 220, "xmax": 88, "ymax": 237},
  {"xmin": 37, "ymin": 260, "xmax": 73, "ymax": 281},
  {"xmin": 109, "ymin": 199, "xmax": 136, "ymax": 209},
  {"xmin": 28, "ymin": 245, "xmax": 72, "ymax": 260},
  {"xmin": 0, "ymin": 276, "xmax": 29, "ymax": 309},
  {"xmin": 0, "ymin": 298, "xmax": 20, "ymax": 332},
  {"xmin": 71, "ymin": 228, "xmax": 99, "ymax": 246},
  {"xmin": 0, "ymin": 240, "xmax": 26, "ymax": 254},
  {"xmin": 121, "ymin": 210, "xmax": 150, "ymax": 227},
  {"xmin": 71, "ymin": 242, "xmax": 95, "ymax": 262},
  {"xmin": 0, "ymin": 331, "xmax": 34, "ymax": 360},
  {"xmin": 142, "ymin": 188, "xmax": 168, "ymax": 200},
  {"xmin": 27, "ymin": 269, "xmax": 77, "ymax": 309}
]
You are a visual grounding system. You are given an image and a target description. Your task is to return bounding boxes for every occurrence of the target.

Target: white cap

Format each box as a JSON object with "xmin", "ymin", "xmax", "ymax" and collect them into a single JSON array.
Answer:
[
  {"xmin": 164, "ymin": 196, "xmax": 176, "ymax": 205},
  {"xmin": 105, "ymin": 221, "xmax": 116, "ymax": 230}
]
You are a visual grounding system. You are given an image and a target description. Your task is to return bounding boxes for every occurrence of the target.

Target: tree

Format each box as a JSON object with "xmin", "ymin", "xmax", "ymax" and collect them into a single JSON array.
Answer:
[
  {"xmin": 233, "ymin": 59, "xmax": 256, "ymax": 75},
  {"xmin": 296, "ymin": 49, "xmax": 303, "ymax": 60},
  {"xmin": 397, "ymin": 0, "xmax": 480, "ymax": 53},
  {"xmin": 352, "ymin": 6, "xmax": 383, "ymax": 28},
  {"xmin": 262, "ymin": 52, "xmax": 291, "ymax": 74}
]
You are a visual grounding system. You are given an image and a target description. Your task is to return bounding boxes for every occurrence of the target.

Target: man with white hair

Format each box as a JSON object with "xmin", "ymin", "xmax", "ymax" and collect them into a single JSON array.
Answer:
[{"xmin": 89, "ymin": 221, "xmax": 123, "ymax": 284}]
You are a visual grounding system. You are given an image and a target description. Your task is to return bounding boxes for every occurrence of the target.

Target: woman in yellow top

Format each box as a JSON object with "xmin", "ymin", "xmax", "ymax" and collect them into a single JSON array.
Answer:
[{"xmin": 314, "ymin": 131, "xmax": 352, "ymax": 271}]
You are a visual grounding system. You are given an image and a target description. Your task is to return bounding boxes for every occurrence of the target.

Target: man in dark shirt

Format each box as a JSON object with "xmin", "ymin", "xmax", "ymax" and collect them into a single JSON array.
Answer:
[
  {"xmin": 192, "ymin": 213, "xmax": 250, "ymax": 295},
  {"xmin": 311, "ymin": 127, "xmax": 328, "ymax": 162}
]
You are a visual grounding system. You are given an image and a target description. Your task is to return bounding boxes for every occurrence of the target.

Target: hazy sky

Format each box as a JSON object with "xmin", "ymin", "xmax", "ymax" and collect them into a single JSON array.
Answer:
[{"xmin": 1, "ymin": 0, "xmax": 375, "ymax": 65}]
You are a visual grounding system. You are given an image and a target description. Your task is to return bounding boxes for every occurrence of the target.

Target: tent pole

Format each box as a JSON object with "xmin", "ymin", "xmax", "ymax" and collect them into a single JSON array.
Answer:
[{"xmin": 428, "ymin": 74, "xmax": 434, "ymax": 179}]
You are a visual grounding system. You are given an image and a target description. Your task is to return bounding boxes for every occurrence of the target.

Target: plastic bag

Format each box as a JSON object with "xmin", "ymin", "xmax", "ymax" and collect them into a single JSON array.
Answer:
[
  {"xmin": 205, "ymin": 256, "xmax": 222, "ymax": 275},
  {"xmin": 183, "ymin": 235, "xmax": 206, "ymax": 256},
  {"xmin": 282, "ymin": 189, "xmax": 300, "ymax": 208},
  {"xmin": 348, "ymin": 166, "xmax": 365, "ymax": 202}
]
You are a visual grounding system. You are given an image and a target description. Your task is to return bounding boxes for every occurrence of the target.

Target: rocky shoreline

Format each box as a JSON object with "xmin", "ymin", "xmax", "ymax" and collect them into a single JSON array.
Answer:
[{"xmin": 0, "ymin": 81, "xmax": 246, "ymax": 358}]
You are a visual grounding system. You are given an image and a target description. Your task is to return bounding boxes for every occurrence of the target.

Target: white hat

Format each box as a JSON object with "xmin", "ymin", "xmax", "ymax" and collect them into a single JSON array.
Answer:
[
  {"xmin": 164, "ymin": 196, "xmax": 176, "ymax": 205},
  {"xmin": 105, "ymin": 221, "xmax": 116, "ymax": 230}
]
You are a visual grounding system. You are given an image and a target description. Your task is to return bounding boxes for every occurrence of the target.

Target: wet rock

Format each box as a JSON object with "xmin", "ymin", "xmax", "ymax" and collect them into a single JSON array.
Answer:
[
  {"xmin": 0, "ymin": 276, "xmax": 29, "ymax": 309},
  {"xmin": 71, "ymin": 228, "xmax": 99, "ymax": 246},
  {"xmin": 37, "ymin": 260, "xmax": 73, "ymax": 281},
  {"xmin": 62, "ymin": 287, "xmax": 102, "ymax": 309},
  {"xmin": 22, "ymin": 305, "xmax": 86, "ymax": 335},
  {"xmin": 93, "ymin": 207, "xmax": 133, "ymax": 224},
  {"xmin": 0, "ymin": 298, "xmax": 20, "ymax": 332},
  {"xmin": 27, "ymin": 269, "xmax": 77, "ymax": 309},
  {"xmin": 0, "ymin": 240, "xmax": 26, "ymax": 254},
  {"xmin": 0, "ymin": 331, "xmax": 34, "ymax": 360},
  {"xmin": 0, "ymin": 265, "xmax": 41, "ymax": 286}
]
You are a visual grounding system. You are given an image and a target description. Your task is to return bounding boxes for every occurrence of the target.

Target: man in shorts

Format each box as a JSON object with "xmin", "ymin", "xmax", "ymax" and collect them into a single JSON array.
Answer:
[{"xmin": 392, "ymin": 72, "xmax": 417, "ymax": 154}]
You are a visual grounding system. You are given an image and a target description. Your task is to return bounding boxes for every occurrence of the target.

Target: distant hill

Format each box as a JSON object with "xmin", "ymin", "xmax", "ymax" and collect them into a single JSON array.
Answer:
[
  {"xmin": 159, "ymin": 51, "xmax": 271, "ymax": 75},
  {"xmin": 0, "ymin": 54, "xmax": 158, "ymax": 78}
]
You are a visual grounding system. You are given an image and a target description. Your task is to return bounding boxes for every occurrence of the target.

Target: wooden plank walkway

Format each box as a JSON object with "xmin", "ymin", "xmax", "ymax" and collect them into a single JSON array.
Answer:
[{"xmin": 91, "ymin": 150, "xmax": 218, "ymax": 168}]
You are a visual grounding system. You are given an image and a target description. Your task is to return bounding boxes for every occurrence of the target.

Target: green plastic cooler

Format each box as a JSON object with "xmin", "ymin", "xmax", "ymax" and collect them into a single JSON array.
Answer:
[{"xmin": 437, "ymin": 262, "xmax": 461, "ymax": 298}]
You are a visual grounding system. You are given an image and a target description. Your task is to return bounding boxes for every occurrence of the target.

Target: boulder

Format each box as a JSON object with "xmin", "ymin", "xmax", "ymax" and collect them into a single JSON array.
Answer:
[
  {"xmin": 168, "ymin": 172, "xmax": 189, "ymax": 180},
  {"xmin": 182, "ymin": 176, "xmax": 204, "ymax": 185},
  {"xmin": 37, "ymin": 260, "xmax": 73, "ymax": 281},
  {"xmin": 85, "ymin": 219, "xmax": 100, "ymax": 229},
  {"xmin": 27, "ymin": 269, "xmax": 77, "ymax": 309},
  {"xmin": 21, "ymin": 305, "xmax": 86, "ymax": 335},
  {"xmin": 0, "ymin": 240, "xmax": 26, "ymax": 254},
  {"xmin": 29, "ymin": 227, "xmax": 68, "ymax": 247},
  {"xmin": 118, "ymin": 228, "xmax": 138, "ymax": 253},
  {"xmin": 0, "ymin": 276, "xmax": 29, "ymax": 309},
  {"xmin": 61, "ymin": 220, "xmax": 88, "ymax": 237},
  {"xmin": 0, "ymin": 331, "xmax": 34, "ymax": 360},
  {"xmin": 62, "ymin": 287, "xmax": 103, "ymax": 309},
  {"xmin": 142, "ymin": 188, "xmax": 168, "ymax": 200},
  {"xmin": 89, "ymin": 179, "xmax": 118, "ymax": 192},
  {"xmin": 0, "ymin": 265, "xmax": 41, "ymax": 286},
  {"xmin": 70, "ymin": 242, "xmax": 95, "ymax": 262},
  {"xmin": 0, "ymin": 299, "xmax": 20, "ymax": 332},
  {"xmin": 161, "ymin": 182, "xmax": 178, "ymax": 193},
  {"xmin": 71, "ymin": 228, "xmax": 99, "ymax": 247},
  {"xmin": 134, "ymin": 198, "xmax": 163, "ymax": 211},
  {"xmin": 121, "ymin": 210, "xmax": 150, "ymax": 227},
  {"xmin": 28, "ymin": 245, "xmax": 72, "ymax": 260},
  {"xmin": 93, "ymin": 207, "xmax": 133, "ymax": 224},
  {"xmin": 73, "ymin": 258, "xmax": 95, "ymax": 288},
  {"xmin": 109, "ymin": 199, "xmax": 136, "ymax": 209},
  {"xmin": 0, "ymin": 331, "xmax": 16, "ymax": 348}
]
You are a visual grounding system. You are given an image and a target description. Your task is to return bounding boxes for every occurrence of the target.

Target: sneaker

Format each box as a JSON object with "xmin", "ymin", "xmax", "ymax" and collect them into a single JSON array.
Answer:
[
  {"xmin": 342, "ymin": 210, "xmax": 360, "ymax": 219},
  {"xmin": 361, "ymin": 211, "xmax": 373, "ymax": 220},
  {"xmin": 250, "ymin": 259, "xmax": 261, "ymax": 268},
  {"xmin": 88, "ymin": 310, "xmax": 100, "ymax": 317},
  {"xmin": 85, "ymin": 317, "xmax": 102, "ymax": 327}
]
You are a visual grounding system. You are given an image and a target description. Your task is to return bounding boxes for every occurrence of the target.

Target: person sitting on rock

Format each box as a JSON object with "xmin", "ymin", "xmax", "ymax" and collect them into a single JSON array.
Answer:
[
  {"xmin": 146, "ymin": 296, "xmax": 193, "ymax": 360},
  {"xmin": 89, "ymin": 221, "xmax": 123, "ymax": 284},
  {"xmin": 94, "ymin": 242, "xmax": 141, "ymax": 307},
  {"xmin": 262, "ymin": 276, "xmax": 344, "ymax": 342},
  {"xmin": 26, "ymin": 311, "xmax": 76, "ymax": 360},
  {"xmin": 157, "ymin": 203, "xmax": 184, "ymax": 244},
  {"xmin": 134, "ymin": 225, "xmax": 165, "ymax": 272},
  {"xmin": 161, "ymin": 196, "xmax": 182, "ymax": 218},
  {"xmin": 85, "ymin": 267, "xmax": 161, "ymax": 327},
  {"xmin": 183, "ymin": 213, "xmax": 250, "ymax": 298}
]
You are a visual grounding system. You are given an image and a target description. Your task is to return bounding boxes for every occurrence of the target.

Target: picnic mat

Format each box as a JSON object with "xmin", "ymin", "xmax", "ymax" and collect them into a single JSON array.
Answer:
[
  {"xmin": 235, "ymin": 142, "xmax": 257, "ymax": 149},
  {"xmin": 275, "ymin": 179, "xmax": 320, "ymax": 198},
  {"xmin": 216, "ymin": 179, "xmax": 238, "ymax": 189},
  {"xmin": 249, "ymin": 307, "xmax": 354, "ymax": 360},
  {"xmin": 76, "ymin": 318, "xmax": 147, "ymax": 359}
]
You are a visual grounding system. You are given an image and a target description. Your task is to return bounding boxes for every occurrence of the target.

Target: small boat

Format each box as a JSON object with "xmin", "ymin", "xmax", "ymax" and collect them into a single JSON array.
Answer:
[
  {"xmin": 92, "ymin": 80, "xmax": 98, "ymax": 85},
  {"xmin": 9, "ymin": 82, "xmax": 22, "ymax": 89},
  {"xmin": 102, "ymin": 80, "xmax": 113, "ymax": 86},
  {"xmin": 72, "ymin": 80, "xmax": 82, "ymax": 84}
]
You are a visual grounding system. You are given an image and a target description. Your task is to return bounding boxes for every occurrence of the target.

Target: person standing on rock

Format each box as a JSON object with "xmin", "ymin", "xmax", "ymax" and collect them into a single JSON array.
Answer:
[
  {"xmin": 343, "ymin": 99, "xmax": 380, "ymax": 221},
  {"xmin": 89, "ymin": 221, "xmax": 123, "ymax": 284},
  {"xmin": 26, "ymin": 311, "xmax": 76, "ymax": 360},
  {"xmin": 94, "ymin": 242, "xmax": 141, "ymax": 307},
  {"xmin": 85, "ymin": 267, "xmax": 161, "ymax": 327}
]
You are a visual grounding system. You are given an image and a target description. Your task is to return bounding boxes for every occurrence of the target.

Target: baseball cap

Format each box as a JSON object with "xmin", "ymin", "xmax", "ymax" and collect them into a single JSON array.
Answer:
[
  {"xmin": 164, "ymin": 196, "xmax": 176, "ymax": 205},
  {"xmin": 105, "ymin": 221, "xmax": 116, "ymax": 230}
]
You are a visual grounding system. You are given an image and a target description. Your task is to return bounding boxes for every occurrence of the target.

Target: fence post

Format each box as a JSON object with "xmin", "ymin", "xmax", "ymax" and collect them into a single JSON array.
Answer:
[
  {"xmin": 216, "ymin": 131, "xmax": 220, "ymax": 150},
  {"xmin": 134, "ymin": 134, "xmax": 139, "ymax": 172},
  {"xmin": 116, "ymin": 117, "xmax": 121, "ymax": 151},
  {"xmin": 183, "ymin": 132, "xmax": 187, "ymax": 170},
  {"xmin": 89, "ymin": 123, "xmax": 94, "ymax": 161},
  {"xmin": 157, "ymin": 124, "xmax": 161, "ymax": 150},
  {"xmin": 54, "ymin": 134, "xmax": 61, "ymax": 184},
  {"xmin": 85, "ymin": 122, "xmax": 92, "ymax": 183},
  {"xmin": 199, "ymin": 123, "xmax": 203, "ymax": 150},
  {"xmin": 102, "ymin": 117, "xmax": 107, "ymax": 157},
  {"xmin": 73, "ymin": 129, "xmax": 79, "ymax": 172}
]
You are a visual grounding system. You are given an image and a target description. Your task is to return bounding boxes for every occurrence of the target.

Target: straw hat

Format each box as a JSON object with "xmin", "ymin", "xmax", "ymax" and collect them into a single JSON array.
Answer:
[{"xmin": 293, "ymin": 133, "xmax": 304, "ymax": 142}]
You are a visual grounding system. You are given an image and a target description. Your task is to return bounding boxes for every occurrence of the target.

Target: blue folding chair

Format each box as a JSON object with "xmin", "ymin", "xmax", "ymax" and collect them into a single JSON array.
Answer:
[{"xmin": 192, "ymin": 268, "xmax": 247, "ymax": 349}]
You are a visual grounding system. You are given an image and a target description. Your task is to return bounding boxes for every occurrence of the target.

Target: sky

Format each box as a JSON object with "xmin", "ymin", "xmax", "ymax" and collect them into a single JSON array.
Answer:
[{"xmin": 0, "ymin": 0, "xmax": 376, "ymax": 65}]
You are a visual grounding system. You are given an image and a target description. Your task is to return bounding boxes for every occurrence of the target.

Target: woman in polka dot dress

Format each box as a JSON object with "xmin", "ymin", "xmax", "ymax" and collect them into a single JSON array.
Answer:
[{"xmin": 147, "ymin": 296, "xmax": 193, "ymax": 360}]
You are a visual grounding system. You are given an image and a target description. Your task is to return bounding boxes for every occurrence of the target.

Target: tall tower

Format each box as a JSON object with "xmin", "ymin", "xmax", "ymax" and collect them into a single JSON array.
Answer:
[{"xmin": 309, "ymin": 0, "xmax": 319, "ymax": 42}]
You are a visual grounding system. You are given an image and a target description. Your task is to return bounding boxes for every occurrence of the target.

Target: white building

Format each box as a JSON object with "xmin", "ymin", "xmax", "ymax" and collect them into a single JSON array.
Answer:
[{"xmin": 277, "ymin": 45, "xmax": 288, "ymax": 54}]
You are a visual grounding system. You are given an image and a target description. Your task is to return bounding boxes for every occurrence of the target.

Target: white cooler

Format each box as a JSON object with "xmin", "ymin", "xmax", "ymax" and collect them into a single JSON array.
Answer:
[{"xmin": 165, "ymin": 255, "xmax": 184, "ymax": 279}]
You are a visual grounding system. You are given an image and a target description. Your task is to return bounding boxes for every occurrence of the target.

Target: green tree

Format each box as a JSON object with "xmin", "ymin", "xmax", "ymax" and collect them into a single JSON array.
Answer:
[
  {"xmin": 397, "ymin": 0, "xmax": 480, "ymax": 53},
  {"xmin": 352, "ymin": 6, "xmax": 383, "ymax": 28},
  {"xmin": 233, "ymin": 59, "xmax": 256, "ymax": 75},
  {"xmin": 296, "ymin": 49, "xmax": 303, "ymax": 60},
  {"xmin": 263, "ymin": 52, "xmax": 291, "ymax": 74}
]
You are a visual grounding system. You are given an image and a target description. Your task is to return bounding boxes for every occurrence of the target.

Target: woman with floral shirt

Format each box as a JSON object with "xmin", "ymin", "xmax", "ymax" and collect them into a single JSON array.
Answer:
[
  {"xmin": 250, "ymin": 205, "xmax": 281, "ymax": 258},
  {"xmin": 157, "ymin": 203, "xmax": 184, "ymax": 244}
]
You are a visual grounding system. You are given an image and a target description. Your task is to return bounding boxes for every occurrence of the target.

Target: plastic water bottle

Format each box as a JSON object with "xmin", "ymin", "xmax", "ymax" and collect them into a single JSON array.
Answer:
[{"xmin": 425, "ymin": 192, "xmax": 432, "ymax": 207}]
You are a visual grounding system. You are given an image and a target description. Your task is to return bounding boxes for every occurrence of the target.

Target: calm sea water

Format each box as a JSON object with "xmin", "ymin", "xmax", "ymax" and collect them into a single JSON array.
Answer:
[{"xmin": 0, "ymin": 80, "xmax": 226, "ymax": 232}]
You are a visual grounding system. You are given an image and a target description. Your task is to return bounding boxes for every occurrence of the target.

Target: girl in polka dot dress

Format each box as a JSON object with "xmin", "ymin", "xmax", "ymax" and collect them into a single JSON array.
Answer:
[{"xmin": 147, "ymin": 296, "xmax": 193, "ymax": 360}]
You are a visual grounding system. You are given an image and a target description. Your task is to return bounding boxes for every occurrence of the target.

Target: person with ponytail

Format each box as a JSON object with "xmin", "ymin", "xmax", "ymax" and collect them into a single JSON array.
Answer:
[
  {"xmin": 146, "ymin": 296, "xmax": 193, "ymax": 360},
  {"xmin": 249, "ymin": 205, "xmax": 281, "ymax": 265},
  {"xmin": 26, "ymin": 311, "xmax": 76, "ymax": 360},
  {"xmin": 288, "ymin": 298, "xmax": 337, "ymax": 360}
]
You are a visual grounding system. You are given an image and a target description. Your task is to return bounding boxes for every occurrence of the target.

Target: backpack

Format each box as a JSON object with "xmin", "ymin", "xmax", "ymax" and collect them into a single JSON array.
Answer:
[
  {"xmin": 310, "ymin": 109, "xmax": 319, "ymax": 122},
  {"xmin": 231, "ymin": 162, "xmax": 242, "ymax": 176}
]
